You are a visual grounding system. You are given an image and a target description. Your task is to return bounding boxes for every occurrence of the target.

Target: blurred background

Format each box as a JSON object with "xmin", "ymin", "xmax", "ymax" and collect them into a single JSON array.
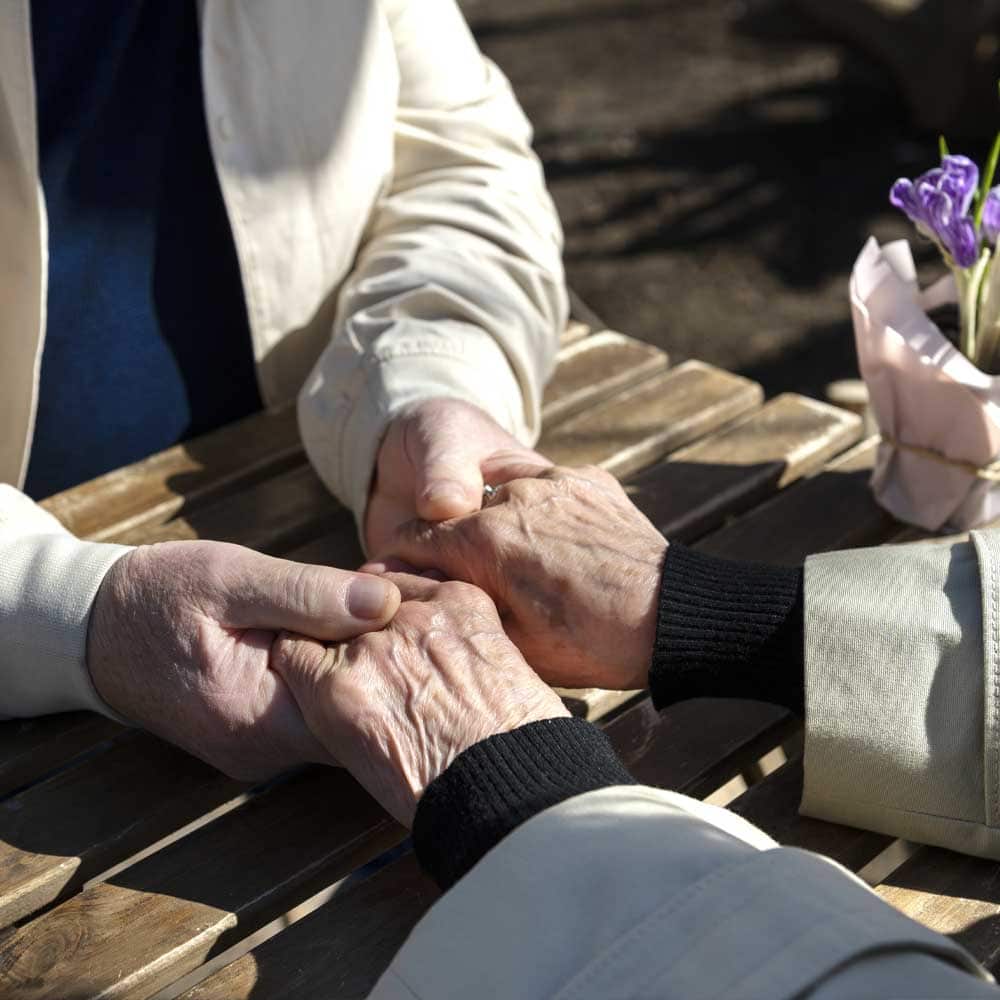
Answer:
[{"xmin": 459, "ymin": 0, "xmax": 1000, "ymax": 399}]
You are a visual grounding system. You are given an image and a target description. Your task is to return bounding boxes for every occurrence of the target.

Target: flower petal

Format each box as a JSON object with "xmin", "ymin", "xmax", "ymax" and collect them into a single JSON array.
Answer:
[
  {"xmin": 983, "ymin": 187, "xmax": 1000, "ymax": 245},
  {"xmin": 939, "ymin": 155, "xmax": 980, "ymax": 216}
]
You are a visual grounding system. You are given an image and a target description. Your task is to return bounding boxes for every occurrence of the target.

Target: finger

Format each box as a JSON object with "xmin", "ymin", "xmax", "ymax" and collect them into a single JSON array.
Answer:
[
  {"xmin": 222, "ymin": 550, "xmax": 401, "ymax": 639},
  {"xmin": 359, "ymin": 556, "xmax": 420, "ymax": 576},
  {"xmin": 404, "ymin": 413, "xmax": 484, "ymax": 521},
  {"xmin": 481, "ymin": 448, "xmax": 553, "ymax": 486},
  {"xmin": 375, "ymin": 517, "xmax": 472, "ymax": 579},
  {"xmin": 379, "ymin": 571, "xmax": 442, "ymax": 602}
]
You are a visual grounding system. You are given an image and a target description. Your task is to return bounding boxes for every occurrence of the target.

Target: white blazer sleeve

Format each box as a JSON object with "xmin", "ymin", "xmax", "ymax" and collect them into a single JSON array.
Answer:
[
  {"xmin": 298, "ymin": 0, "xmax": 567, "ymax": 524},
  {"xmin": 801, "ymin": 532, "xmax": 1000, "ymax": 858},
  {"xmin": 0, "ymin": 485, "xmax": 130, "ymax": 718}
]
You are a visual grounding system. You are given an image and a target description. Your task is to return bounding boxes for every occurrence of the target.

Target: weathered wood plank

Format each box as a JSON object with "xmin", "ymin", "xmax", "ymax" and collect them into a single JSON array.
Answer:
[
  {"xmin": 729, "ymin": 759, "xmax": 892, "ymax": 873},
  {"xmin": 541, "ymin": 330, "xmax": 668, "ymax": 425},
  {"xmin": 628, "ymin": 393, "xmax": 862, "ymax": 541},
  {"xmin": 696, "ymin": 436, "xmax": 896, "ymax": 563},
  {"xmin": 111, "ymin": 359, "xmax": 744, "ymax": 555},
  {"xmin": 539, "ymin": 361, "xmax": 763, "ymax": 479},
  {"xmin": 0, "ymin": 733, "xmax": 242, "ymax": 929},
  {"xmin": 180, "ymin": 853, "xmax": 438, "ymax": 1000},
  {"xmin": 874, "ymin": 849, "xmax": 1000, "ymax": 972},
  {"xmin": 0, "ymin": 714, "xmax": 120, "ymax": 799},
  {"xmin": 109, "ymin": 463, "xmax": 341, "ymax": 552},
  {"xmin": 0, "ymin": 769, "xmax": 404, "ymax": 1000},
  {"xmin": 40, "ymin": 407, "xmax": 303, "ymax": 542}
]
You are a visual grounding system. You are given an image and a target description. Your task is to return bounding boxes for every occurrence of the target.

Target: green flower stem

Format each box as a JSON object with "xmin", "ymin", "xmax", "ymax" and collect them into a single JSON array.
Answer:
[{"xmin": 956, "ymin": 248, "xmax": 993, "ymax": 362}]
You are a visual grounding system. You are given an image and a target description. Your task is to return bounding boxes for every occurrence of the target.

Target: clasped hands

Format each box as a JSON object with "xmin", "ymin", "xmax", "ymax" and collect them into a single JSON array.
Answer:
[{"xmin": 87, "ymin": 400, "xmax": 667, "ymax": 826}]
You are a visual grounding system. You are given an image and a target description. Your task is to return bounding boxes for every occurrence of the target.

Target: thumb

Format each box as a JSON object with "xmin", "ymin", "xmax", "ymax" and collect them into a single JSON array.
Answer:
[
  {"xmin": 414, "ymin": 441, "xmax": 484, "ymax": 522},
  {"xmin": 221, "ymin": 548, "xmax": 401, "ymax": 639}
]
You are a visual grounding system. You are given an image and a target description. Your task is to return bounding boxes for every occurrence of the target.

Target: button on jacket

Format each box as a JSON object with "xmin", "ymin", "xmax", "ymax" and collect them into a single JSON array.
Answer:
[{"xmin": 0, "ymin": 0, "xmax": 566, "ymax": 719}]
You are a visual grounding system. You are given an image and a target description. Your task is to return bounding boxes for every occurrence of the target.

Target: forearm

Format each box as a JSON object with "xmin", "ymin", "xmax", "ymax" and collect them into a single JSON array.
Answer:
[{"xmin": 298, "ymin": 0, "xmax": 566, "ymax": 524}]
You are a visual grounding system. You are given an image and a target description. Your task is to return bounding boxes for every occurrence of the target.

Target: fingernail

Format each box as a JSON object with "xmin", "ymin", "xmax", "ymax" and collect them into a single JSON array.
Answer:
[
  {"xmin": 348, "ymin": 576, "xmax": 393, "ymax": 619},
  {"xmin": 423, "ymin": 481, "xmax": 470, "ymax": 509}
]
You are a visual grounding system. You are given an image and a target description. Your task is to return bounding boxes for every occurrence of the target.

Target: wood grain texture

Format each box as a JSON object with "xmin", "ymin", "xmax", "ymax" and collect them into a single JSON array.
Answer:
[
  {"xmin": 874, "ymin": 849, "xmax": 1000, "ymax": 973},
  {"xmin": 0, "ymin": 732, "xmax": 243, "ymax": 929},
  {"xmin": 541, "ymin": 331, "xmax": 668, "ymax": 425},
  {"xmin": 0, "ymin": 769, "xmax": 403, "ymax": 1000},
  {"xmin": 540, "ymin": 360, "xmax": 763, "ymax": 478},
  {"xmin": 627, "ymin": 393, "xmax": 862, "ymax": 541},
  {"xmin": 40, "ymin": 407, "xmax": 303, "ymax": 542},
  {"xmin": 695, "ymin": 436, "xmax": 897, "ymax": 563},
  {"xmin": 0, "ymin": 714, "xmax": 121, "ymax": 799}
]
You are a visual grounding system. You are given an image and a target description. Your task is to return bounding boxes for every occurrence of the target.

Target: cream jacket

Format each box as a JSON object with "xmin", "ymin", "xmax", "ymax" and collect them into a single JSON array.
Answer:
[
  {"xmin": 372, "ymin": 534, "xmax": 1000, "ymax": 998},
  {"xmin": 372, "ymin": 786, "xmax": 991, "ymax": 999},
  {"xmin": 0, "ymin": 1, "xmax": 565, "ymax": 717},
  {"xmin": 801, "ymin": 531, "xmax": 1000, "ymax": 858}
]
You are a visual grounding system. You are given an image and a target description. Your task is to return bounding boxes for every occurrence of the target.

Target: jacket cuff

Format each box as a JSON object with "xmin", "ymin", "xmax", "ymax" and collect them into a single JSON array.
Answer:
[
  {"xmin": 0, "ymin": 530, "xmax": 133, "ymax": 720},
  {"xmin": 412, "ymin": 717, "xmax": 635, "ymax": 890},
  {"xmin": 651, "ymin": 543, "xmax": 805, "ymax": 713},
  {"xmin": 299, "ymin": 325, "xmax": 531, "ymax": 540},
  {"xmin": 800, "ymin": 538, "xmax": 997, "ymax": 857}
]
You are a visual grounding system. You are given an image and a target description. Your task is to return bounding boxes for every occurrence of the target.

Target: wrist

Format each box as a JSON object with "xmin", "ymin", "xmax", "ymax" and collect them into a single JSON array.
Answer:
[
  {"xmin": 621, "ymin": 537, "xmax": 669, "ymax": 691},
  {"xmin": 0, "ymin": 531, "xmax": 132, "ymax": 720},
  {"xmin": 413, "ymin": 717, "xmax": 634, "ymax": 890}
]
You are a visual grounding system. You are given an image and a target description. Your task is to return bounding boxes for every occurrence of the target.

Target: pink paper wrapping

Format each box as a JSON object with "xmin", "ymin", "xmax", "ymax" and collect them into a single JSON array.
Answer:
[{"xmin": 851, "ymin": 237, "xmax": 1000, "ymax": 530}]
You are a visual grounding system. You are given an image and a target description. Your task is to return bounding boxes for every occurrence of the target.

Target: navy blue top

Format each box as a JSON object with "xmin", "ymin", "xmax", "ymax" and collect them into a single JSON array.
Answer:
[{"xmin": 25, "ymin": 1, "xmax": 262, "ymax": 499}]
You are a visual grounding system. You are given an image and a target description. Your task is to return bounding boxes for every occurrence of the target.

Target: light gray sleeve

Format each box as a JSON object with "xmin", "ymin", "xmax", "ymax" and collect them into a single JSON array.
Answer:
[
  {"xmin": 370, "ymin": 787, "xmax": 987, "ymax": 1000},
  {"xmin": 808, "ymin": 950, "xmax": 998, "ymax": 999},
  {"xmin": 801, "ymin": 532, "xmax": 1000, "ymax": 858}
]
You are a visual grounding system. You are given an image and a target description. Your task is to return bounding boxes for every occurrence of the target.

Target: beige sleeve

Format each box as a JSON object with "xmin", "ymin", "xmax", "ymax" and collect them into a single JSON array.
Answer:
[
  {"xmin": 370, "ymin": 787, "xmax": 985, "ymax": 1000},
  {"xmin": 801, "ymin": 532, "xmax": 1000, "ymax": 858},
  {"xmin": 0, "ymin": 485, "xmax": 131, "ymax": 719},
  {"xmin": 297, "ymin": 0, "xmax": 567, "ymax": 526}
]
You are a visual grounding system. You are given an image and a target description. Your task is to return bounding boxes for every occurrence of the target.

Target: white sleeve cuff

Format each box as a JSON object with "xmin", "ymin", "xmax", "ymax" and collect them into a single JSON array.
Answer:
[
  {"xmin": 0, "ymin": 531, "xmax": 133, "ymax": 720},
  {"xmin": 298, "ymin": 326, "xmax": 529, "ymax": 532}
]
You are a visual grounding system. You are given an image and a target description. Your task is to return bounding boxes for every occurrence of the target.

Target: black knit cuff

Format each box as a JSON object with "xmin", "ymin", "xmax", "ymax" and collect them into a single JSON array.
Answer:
[
  {"xmin": 650, "ymin": 544, "xmax": 805, "ymax": 714},
  {"xmin": 412, "ymin": 717, "xmax": 635, "ymax": 890}
]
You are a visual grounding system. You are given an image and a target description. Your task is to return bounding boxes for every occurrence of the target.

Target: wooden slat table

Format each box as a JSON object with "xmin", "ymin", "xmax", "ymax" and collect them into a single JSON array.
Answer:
[{"xmin": 0, "ymin": 326, "xmax": 991, "ymax": 999}]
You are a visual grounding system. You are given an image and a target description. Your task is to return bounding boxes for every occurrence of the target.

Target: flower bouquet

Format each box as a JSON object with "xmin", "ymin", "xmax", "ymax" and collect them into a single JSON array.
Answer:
[{"xmin": 853, "ymin": 141, "xmax": 1000, "ymax": 530}]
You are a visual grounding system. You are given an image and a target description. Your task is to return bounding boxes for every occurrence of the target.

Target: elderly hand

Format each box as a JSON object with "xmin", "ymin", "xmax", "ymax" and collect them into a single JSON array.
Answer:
[
  {"xmin": 375, "ymin": 466, "xmax": 668, "ymax": 693},
  {"xmin": 86, "ymin": 540, "xmax": 400, "ymax": 780},
  {"xmin": 365, "ymin": 398, "xmax": 550, "ymax": 554},
  {"xmin": 273, "ymin": 573, "xmax": 569, "ymax": 826}
]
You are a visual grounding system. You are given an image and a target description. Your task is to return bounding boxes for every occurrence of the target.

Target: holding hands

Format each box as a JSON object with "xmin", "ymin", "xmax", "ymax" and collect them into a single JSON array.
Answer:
[
  {"xmin": 374, "ymin": 465, "xmax": 668, "ymax": 693},
  {"xmin": 272, "ymin": 573, "xmax": 569, "ymax": 825},
  {"xmin": 364, "ymin": 399, "xmax": 551, "ymax": 553},
  {"xmin": 87, "ymin": 540, "xmax": 401, "ymax": 780},
  {"xmin": 86, "ymin": 456, "xmax": 665, "ymax": 830}
]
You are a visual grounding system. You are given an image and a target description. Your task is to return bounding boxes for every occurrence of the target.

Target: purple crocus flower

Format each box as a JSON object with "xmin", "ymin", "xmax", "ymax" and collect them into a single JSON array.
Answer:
[
  {"xmin": 890, "ymin": 155, "xmax": 981, "ymax": 267},
  {"xmin": 983, "ymin": 187, "xmax": 1000, "ymax": 246}
]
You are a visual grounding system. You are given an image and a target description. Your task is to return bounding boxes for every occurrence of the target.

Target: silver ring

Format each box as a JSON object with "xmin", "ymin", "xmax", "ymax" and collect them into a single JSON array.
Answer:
[{"xmin": 482, "ymin": 484, "xmax": 498, "ymax": 503}]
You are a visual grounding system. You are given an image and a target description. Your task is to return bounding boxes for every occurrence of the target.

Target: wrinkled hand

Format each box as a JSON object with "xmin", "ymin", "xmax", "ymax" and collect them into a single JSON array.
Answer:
[
  {"xmin": 87, "ymin": 541, "xmax": 400, "ymax": 780},
  {"xmin": 273, "ymin": 574, "xmax": 569, "ymax": 826},
  {"xmin": 365, "ymin": 398, "xmax": 550, "ymax": 554},
  {"xmin": 375, "ymin": 466, "xmax": 668, "ymax": 693}
]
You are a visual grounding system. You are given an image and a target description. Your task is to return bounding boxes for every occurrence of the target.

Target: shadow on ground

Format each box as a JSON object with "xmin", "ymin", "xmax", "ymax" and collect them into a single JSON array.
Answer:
[{"xmin": 462, "ymin": 0, "xmax": 1000, "ymax": 397}]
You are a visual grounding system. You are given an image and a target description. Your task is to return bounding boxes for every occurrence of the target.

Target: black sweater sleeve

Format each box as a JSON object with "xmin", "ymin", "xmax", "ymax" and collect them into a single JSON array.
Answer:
[
  {"xmin": 413, "ymin": 545, "xmax": 806, "ymax": 890},
  {"xmin": 650, "ymin": 543, "xmax": 805, "ymax": 715}
]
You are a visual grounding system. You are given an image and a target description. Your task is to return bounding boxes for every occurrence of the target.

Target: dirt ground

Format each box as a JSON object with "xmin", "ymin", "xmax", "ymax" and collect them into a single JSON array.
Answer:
[{"xmin": 459, "ymin": 0, "xmax": 999, "ymax": 399}]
